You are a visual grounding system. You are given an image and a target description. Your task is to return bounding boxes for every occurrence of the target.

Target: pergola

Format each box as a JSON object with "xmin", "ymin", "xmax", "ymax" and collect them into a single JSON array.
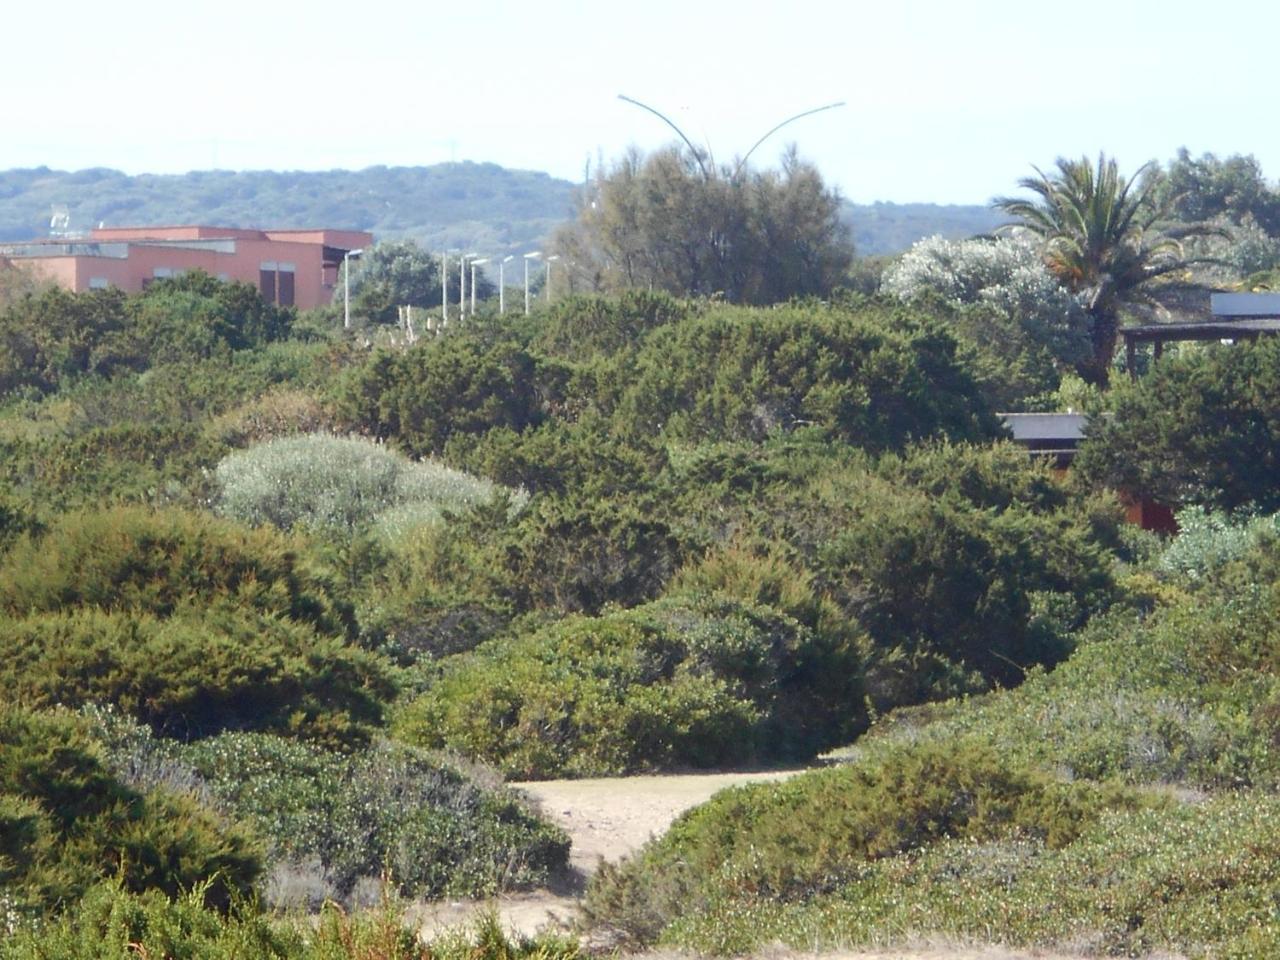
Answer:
[{"xmin": 1121, "ymin": 292, "xmax": 1280, "ymax": 377}]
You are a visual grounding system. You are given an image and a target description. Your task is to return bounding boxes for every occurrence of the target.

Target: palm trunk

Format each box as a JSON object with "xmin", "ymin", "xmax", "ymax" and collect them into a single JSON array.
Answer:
[{"xmin": 1079, "ymin": 310, "xmax": 1118, "ymax": 387}]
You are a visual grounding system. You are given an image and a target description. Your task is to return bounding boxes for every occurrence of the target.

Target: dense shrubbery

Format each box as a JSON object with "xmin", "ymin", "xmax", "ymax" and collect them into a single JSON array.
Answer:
[
  {"xmin": 583, "ymin": 741, "xmax": 1155, "ymax": 946},
  {"xmin": 0, "ymin": 276, "xmax": 293, "ymax": 399},
  {"xmin": 0, "ymin": 707, "xmax": 261, "ymax": 917},
  {"xmin": 610, "ymin": 300, "xmax": 1000, "ymax": 448},
  {"xmin": 0, "ymin": 608, "xmax": 391, "ymax": 744},
  {"xmin": 0, "ymin": 506, "xmax": 352, "ymax": 636},
  {"xmin": 1076, "ymin": 336, "xmax": 1280, "ymax": 512},
  {"xmin": 89, "ymin": 715, "xmax": 569, "ymax": 903},
  {"xmin": 665, "ymin": 790, "xmax": 1280, "ymax": 958},
  {"xmin": 394, "ymin": 593, "xmax": 863, "ymax": 778},
  {"xmin": 579, "ymin": 508, "xmax": 1280, "ymax": 956}
]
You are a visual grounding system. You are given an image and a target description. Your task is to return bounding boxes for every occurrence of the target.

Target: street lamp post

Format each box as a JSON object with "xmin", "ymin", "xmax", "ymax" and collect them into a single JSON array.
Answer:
[
  {"xmin": 342, "ymin": 247, "xmax": 364, "ymax": 329},
  {"xmin": 440, "ymin": 253, "xmax": 448, "ymax": 326},
  {"xmin": 470, "ymin": 258, "xmax": 489, "ymax": 316},
  {"xmin": 544, "ymin": 254, "xmax": 560, "ymax": 303},
  {"xmin": 498, "ymin": 255, "xmax": 514, "ymax": 314},
  {"xmin": 523, "ymin": 251, "xmax": 541, "ymax": 315}
]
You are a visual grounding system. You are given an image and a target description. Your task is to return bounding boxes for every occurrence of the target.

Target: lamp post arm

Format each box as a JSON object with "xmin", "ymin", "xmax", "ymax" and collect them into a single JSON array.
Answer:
[
  {"xmin": 617, "ymin": 94, "xmax": 713, "ymax": 182},
  {"xmin": 733, "ymin": 101, "xmax": 846, "ymax": 179}
]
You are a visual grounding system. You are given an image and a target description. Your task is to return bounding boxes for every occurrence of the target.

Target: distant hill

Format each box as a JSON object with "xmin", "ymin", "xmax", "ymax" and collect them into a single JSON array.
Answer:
[
  {"xmin": 0, "ymin": 165, "xmax": 1006, "ymax": 259},
  {"xmin": 0, "ymin": 164, "xmax": 577, "ymax": 258},
  {"xmin": 843, "ymin": 201, "xmax": 1007, "ymax": 256}
]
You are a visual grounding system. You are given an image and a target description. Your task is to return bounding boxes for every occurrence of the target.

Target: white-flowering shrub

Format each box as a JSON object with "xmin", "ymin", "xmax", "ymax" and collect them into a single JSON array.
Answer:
[
  {"xmin": 1158, "ymin": 507, "xmax": 1280, "ymax": 582},
  {"xmin": 883, "ymin": 233, "xmax": 1091, "ymax": 368},
  {"xmin": 214, "ymin": 433, "xmax": 524, "ymax": 536}
]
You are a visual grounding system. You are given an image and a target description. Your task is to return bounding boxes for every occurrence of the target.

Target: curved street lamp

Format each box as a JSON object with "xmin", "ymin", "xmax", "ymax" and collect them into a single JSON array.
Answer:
[
  {"xmin": 470, "ymin": 257, "xmax": 490, "ymax": 315},
  {"xmin": 498, "ymin": 255, "xmax": 514, "ymax": 314},
  {"xmin": 616, "ymin": 95, "xmax": 845, "ymax": 180},
  {"xmin": 342, "ymin": 247, "xmax": 364, "ymax": 329},
  {"xmin": 544, "ymin": 254, "xmax": 560, "ymax": 303},
  {"xmin": 523, "ymin": 251, "xmax": 541, "ymax": 315}
]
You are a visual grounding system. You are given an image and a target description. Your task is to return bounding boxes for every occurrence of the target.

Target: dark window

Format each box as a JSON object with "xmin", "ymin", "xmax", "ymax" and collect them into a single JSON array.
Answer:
[
  {"xmin": 259, "ymin": 269, "xmax": 276, "ymax": 302},
  {"xmin": 278, "ymin": 270, "xmax": 295, "ymax": 307}
]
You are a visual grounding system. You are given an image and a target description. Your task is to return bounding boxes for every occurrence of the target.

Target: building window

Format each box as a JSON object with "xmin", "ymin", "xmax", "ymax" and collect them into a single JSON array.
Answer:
[
  {"xmin": 153, "ymin": 267, "xmax": 173, "ymax": 278},
  {"xmin": 278, "ymin": 262, "xmax": 295, "ymax": 307},
  {"xmin": 259, "ymin": 261, "xmax": 277, "ymax": 303},
  {"xmin": 88, "ymin": 277, "xmax": 110, "ymax": 289},
  {"xmin": 259, "ymin": 260, "xmax": 295, "ymax": 306}
]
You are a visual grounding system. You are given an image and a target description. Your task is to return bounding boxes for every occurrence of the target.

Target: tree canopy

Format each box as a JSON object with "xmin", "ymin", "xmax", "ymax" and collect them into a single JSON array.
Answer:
[
  {"xmin": 995, "ymin": 154, "xmax": 1220, "ymax": 386},
  {"xmin": 553, "ymin": 146, "xmax": 853, "ymax": 304}
]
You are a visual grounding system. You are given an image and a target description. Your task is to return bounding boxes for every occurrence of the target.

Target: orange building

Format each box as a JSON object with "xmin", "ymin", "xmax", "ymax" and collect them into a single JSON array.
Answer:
[{"xmin": 0, "ymin": 225, "xmax": 372, "ymax": 310}]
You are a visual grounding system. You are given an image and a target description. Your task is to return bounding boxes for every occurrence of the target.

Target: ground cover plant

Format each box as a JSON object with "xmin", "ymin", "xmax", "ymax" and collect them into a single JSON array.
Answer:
[{"xmin": 87, "ymin": 712, "xmax": 570, "ymax": 904}]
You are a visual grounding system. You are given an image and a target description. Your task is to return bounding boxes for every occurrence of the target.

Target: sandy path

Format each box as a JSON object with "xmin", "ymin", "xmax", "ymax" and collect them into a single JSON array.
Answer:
[{"xmin": 411, "ymin": 769, "xmax": 1158, "ymax": 959}]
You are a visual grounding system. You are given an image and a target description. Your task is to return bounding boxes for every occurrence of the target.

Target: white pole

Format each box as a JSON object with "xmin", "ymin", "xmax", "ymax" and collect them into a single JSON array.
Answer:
[
  {"xmin": 499, "ymin": 255, "xmax": 513, "ymax": 314},
  {"xmin": 471, "ymin": 262, "xmax": 478, "ymax": 315},
  {"xmin": 343, "ymin": 251, "xmax": 351, "ymax": 329},
  {"xmin": 545, "ymin": 254, "xmax": 560, "ymax": 303},
  {"xmin": 459, "ymin": 255, "xmax": 467, "ymax": 320},
  {"xmin": 523, "ymin": 251, "xmax": 541, "ymax": 316},
  {"xmin": 441, "ymin": 253, "xmax": 447, "ymax": 326},
  {"xmin": 342, "ymin": 247, "xmax": 363, "ymax": 329}
]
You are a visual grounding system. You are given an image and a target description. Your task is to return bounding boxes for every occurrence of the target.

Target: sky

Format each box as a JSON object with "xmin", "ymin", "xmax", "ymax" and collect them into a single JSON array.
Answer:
[{"xmin": 5, "ymin": 0, "xmax": 1278, "ymax": 205}]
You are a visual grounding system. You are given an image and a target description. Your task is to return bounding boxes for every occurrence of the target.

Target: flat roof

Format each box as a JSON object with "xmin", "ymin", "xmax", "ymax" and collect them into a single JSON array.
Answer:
[
  {"xmin": 1211, "ymin": 292, "xmax": 1280, "ymax": 318},
  {"xmin": 999, "ymin": 412, "xmax": 1087, "ymax": 442},
  {"xmin": 1121, "ymin": 318, "xmax": 1280, "ymax": 342}
]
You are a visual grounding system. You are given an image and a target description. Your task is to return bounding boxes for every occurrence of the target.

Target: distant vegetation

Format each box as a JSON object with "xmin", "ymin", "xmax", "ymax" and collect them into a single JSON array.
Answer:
[{"xmin": 2, "ymin": 162, "xmax": 1003, "ymax": 257}]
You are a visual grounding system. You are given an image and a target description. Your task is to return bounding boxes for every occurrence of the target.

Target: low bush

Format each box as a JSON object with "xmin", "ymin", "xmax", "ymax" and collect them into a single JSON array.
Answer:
[
  {"xmin": 0, "ymin": 505, "xmax": 352, "ymax": 639},
  {"xmin": 0, "ymin": 879, "xmax": 583, "ymax": 960},
  {"xmin": 582, "ymin": 741, "xmax": 1155, "ymax": 947},
  {"xmin": 0, "ymin": 607, "xmax": 392, "ymax": 745},
  {"xmin": 662, "ymin": 791, "xmax": 1280, "ymax": 959},
  {"xmin": 214, "ymin": 433, "xmax": 522, "ymax": 537},
  {"xmin": 394, "ymin": 593, "xmax": 863, "ymax": 778},
  {"xmin": 0, "ymin": 706, "xmax": 261, "ymax": 918},
  {"xmin": 90, "ymin": 714, "xmax": 570, "ymax": 902}
]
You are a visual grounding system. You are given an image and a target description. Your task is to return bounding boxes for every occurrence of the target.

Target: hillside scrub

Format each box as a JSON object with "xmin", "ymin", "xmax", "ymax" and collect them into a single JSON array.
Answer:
[
  {"xmin": 393, "ymin": 593, "xmax": 864, "ymax": 778},
  {"xmin": 0, "ymin": 506, "xmax": 353, "ymax": 638},
  {"xmin": 0, "ymin": 706, "xmax": 261, "ymax": 918},
  {"xmin": 89, "ymin": 714, "xmax": 570, "ymax": 903},
  {"xmin": 580, "ymin": 511, "xmax": 1280, "ymax": 956},
  {"xmin": 582, "ymin": 741, "xmax": 1157, "ymax": 947}
]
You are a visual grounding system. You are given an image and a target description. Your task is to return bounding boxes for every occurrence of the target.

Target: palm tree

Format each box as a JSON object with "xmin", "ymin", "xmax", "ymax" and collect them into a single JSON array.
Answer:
[{"xmin": 996, "ymin": 154, "xmax": 1217, "ymax": 385}]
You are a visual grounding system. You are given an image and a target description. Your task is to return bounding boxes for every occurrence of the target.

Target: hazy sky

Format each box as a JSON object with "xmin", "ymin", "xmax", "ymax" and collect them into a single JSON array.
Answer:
[{"xmin": 6, "ymin": 0, "xmax": 1277, "ymax": 204}]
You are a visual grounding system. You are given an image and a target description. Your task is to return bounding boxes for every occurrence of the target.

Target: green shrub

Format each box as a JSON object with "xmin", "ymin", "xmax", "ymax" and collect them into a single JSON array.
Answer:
[
  {"xmin": 0, "ymin": 505, "xmax": 352, "ymax": 639},
  {"xmin": 0, "ymin": 706, "xmax": 261, "ymax": 916},
  {"xmin": 395, "ymin": 593, "xmax": 863, "ymax": 778},
  {"xmin": 333, "ymin": 333, "xmax": 559, "ymax": 458},
  {"xmin": 663, "ymin": 791, "xmax": 1280, "ymax": 959},
  {"xmin": 0, "ymin": 607, "xmax": 392, "ymax": 745},
  {"xmin": 1076, "ymin": 336, "xmax": 1280, "ymax": 512},
  {"xmin": 582, "ymin": 741, "xmax": 1154, "ymax": 947},
  {"xmin": 862, "ymin": 577, "xmax": 1280, "ymax": 790},
  {"xmin": 0, "ymin": 878, "xmax": 583, "ymax": 960},
  {"xmin": 610, "ymin": 299, "xmax": 1000, "ymax": 449},
  {"xmin": 90, "ymin": 716, "xmax": 570, "ymax": 902},
  {"xmin": 215, "ymin": 433, "xmax": 521, "ymax": 537}
]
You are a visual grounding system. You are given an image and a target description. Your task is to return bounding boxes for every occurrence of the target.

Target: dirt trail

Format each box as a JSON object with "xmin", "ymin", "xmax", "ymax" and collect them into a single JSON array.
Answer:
[{"xmin": 411, "ymin": 769, "xmax": 1141, "ymax": 959}]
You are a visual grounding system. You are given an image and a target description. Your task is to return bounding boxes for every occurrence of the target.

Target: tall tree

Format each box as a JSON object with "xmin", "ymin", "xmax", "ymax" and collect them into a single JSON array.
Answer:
[
  {"xmin": 995, "ymin": 154, "xmax": 1218, "ymax": 386},
  {"xmin": 553, "ymin": 146, "xmax": 852, "ymax": 305}
]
